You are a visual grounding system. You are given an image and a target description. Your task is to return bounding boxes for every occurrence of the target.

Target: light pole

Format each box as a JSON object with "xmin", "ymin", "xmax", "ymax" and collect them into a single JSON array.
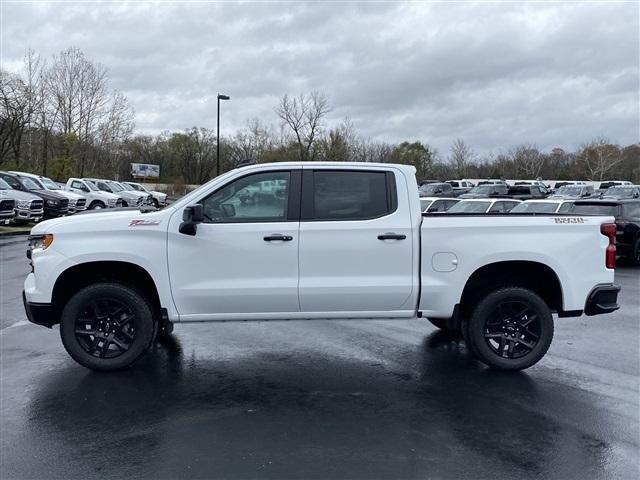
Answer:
[{"xmin": 216, "ymin": 93, "xmax": 230, "ymax": 176}]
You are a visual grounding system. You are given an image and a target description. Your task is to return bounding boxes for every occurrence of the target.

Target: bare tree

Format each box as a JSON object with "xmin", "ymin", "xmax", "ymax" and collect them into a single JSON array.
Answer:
[
  {"xmin": 509, "ymin": 144, "xmax": 545, "ymax": 178},
  {"xmin": 0, "ymin": 70, "xmax": 29, "ymax": 165},
  {"xmin": 448, "ymin": 138, "xmax": 475, "ymax": 178},
  {"xmin": 275, "ymin": 91, "xmax": 330, "ymax": 161},
  {"xmin": 578, "ymin": 137, "xmax": 624, "ymax": 181}
]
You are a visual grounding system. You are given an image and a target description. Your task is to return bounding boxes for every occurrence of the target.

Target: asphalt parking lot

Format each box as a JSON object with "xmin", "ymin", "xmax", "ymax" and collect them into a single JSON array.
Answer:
[{"xmin": 1, "ymin": 235, "xmax": 638, "ymax": 479}]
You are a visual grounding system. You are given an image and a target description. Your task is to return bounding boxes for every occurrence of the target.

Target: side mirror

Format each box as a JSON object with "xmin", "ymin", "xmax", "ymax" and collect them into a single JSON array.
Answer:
[
  {"xmin": 221, "ymin": 203, "xmax": 236, "ymax": 218},
  {"xmin": 179, "ymin": 204, "xmax": 204, "ymax": 236}
]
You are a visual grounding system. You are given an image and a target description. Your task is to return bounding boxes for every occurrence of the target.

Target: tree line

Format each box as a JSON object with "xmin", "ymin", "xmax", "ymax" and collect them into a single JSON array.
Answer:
[{"xmin": 2, "ymin": 47, "xmax": 638, "ymax": 186}]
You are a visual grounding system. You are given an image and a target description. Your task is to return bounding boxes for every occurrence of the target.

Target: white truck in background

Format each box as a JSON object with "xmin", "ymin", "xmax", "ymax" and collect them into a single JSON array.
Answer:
[
  {"xmin": 65, "ymin": 178, "xmax": 123, "ymax": 209},
  {"xmin": 24, "ymin": 162, "xmax": 620, "ymax": 372}
]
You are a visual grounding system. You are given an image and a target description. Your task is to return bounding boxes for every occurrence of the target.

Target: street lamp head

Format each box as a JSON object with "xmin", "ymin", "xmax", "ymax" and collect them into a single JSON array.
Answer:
[{"xmin": 217, "ymin": 94, "xmax": 230, "ymax": 100}]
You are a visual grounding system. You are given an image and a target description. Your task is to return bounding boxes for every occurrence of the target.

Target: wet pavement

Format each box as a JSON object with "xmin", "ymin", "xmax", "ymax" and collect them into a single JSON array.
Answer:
[{"xmin": 1, "ymin": 236, "xmax": 639, "ymax": 479}]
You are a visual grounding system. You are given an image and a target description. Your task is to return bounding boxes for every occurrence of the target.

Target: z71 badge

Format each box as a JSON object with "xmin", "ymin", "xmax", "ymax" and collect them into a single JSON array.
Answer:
[
  {"xmin": 129, "ymin": 219, "xmax": 161, "ymax": 227},
  {"xmin": 554, "ymin": 217, "xmax": 585, "ymax": 224}
]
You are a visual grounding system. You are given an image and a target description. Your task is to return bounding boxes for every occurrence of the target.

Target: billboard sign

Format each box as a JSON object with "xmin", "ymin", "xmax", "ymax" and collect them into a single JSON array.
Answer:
[{"xmin": 131, "ymin": 163, "xmax": 160, "ymax": 179}]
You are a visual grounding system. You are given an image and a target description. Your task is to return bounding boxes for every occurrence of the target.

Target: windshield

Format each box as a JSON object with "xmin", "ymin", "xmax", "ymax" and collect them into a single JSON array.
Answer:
[
  {"xmin": 468, "ymin": 185, "xmax": 502, "ymax": 194},
  {"xmin": 604, "ymin": 187, "xmax": 634, "ymax": 196},
  {"xmin": 448, "ymin": 201, "xmax": 491, "ymax": 213},
  {"xmin": 120, "ymin": 182, "xmax": 134, "ymax": 191},
  {"xmin": 107, "ymin": 181, "xmax": 124, "ymax": 192},
  {"xmin": 510, "ymin": 202, "xmax": 558, "ymax": 213},
  {"xmin": 420, "ymin": 199, "xmax": 432, "ymax": 211},
  {"xmin": 85, "ymin": 180, "xmax": 99, "ymax": 191},
  {"xmin": 555, "ymin": 186, "xmax": 582, "ymax": 196},
  {"xmin": 128, "ymin": 182, "xmax": 146, "ymax": 192},
  {"xmin": 419, "ymin": 183, "xmax": 449, "ymax": 194},
  {"xmin": 20, "ymin": 177, "xmax": 42, "ymax": 190},
  {"xmin": 572, "ymin": 204, "xmax": 618, "ymax": 216},
  {"xmin": 0, "ymin": 178, "xmax": 11, "ymax": 190},
  {"xmin": 40, "ymin": 177, "xmax": 61, "ymax": 190}
]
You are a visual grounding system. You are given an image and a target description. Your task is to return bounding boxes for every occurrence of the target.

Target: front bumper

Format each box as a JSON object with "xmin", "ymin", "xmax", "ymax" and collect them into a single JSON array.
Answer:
[
  {"xmin": 584, "ymin": 284, "xmax": 621, "ymax": 316},
  {"xmin": 22, "ymin": 291, "xmax": 57, "ymax": 328},
  {"xmin": 15, "ymin": 207, "xmax": 43, "ymax": 221}
]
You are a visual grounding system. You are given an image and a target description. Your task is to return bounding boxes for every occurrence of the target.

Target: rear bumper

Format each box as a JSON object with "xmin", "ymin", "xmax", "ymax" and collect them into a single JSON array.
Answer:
[
  {"xmin": 584, "ymin": 284, "xmax": 621, "ymax": 316},
  {"xmin": 22, "ymin": 291, "xmax": 57, "ymax": 328}
]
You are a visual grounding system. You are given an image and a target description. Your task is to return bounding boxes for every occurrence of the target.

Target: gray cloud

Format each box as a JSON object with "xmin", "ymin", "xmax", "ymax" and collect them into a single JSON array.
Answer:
[{"xmin": 1, "ymin": 1, "xmax": 638, "ymax": 156}]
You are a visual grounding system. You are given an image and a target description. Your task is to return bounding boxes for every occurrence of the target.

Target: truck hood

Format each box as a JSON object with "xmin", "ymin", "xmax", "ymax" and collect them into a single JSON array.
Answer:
[
  {"xmin": 0, "ymin": 189, "xmax": 42, "ymax": 201},
  {"xmin": 52, "ymin": 189, "xmax": 85, "ymax": 201},
  {"xmin": 31, "ymin": 207, "xmax": 174, "ymax": 235}
]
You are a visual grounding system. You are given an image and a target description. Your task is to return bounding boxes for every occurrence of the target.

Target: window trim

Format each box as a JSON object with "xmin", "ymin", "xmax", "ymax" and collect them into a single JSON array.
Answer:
[
  {"xmin": 197, "ymin": 169, "xmax": 301, "ymax": 224},
  {"xmin": 300, "ymin": 169, "xmax": 398, "ymax": 222}
]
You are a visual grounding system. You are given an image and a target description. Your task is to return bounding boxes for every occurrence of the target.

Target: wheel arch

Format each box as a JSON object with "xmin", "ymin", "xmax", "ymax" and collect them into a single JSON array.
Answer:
[
  {"xmin": 459, "ymin": 260, "xmax": 564, "ymax": 318},
  {"xmin": 50, "ymin": 261, "xmax": 162, "ymax": 326}
]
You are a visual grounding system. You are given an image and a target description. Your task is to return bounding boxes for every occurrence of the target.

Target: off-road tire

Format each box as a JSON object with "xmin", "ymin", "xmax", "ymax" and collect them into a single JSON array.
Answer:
[{"xmin": 60, "ymin": 282, "xmax": 156, "ymax": 371}]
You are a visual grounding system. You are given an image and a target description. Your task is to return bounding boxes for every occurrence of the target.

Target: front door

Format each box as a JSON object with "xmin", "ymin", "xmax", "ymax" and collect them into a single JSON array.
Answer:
[{"xmin": 168, "ymin": 169, "xmax": 301, "ymax": 320}]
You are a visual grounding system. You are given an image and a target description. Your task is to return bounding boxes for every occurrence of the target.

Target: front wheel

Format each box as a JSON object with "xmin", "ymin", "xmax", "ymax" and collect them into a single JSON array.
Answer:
[
  {"xmin": 463, "ymin": 287, "xmax": 553, "ymax": 371},
  {"xmin": 629, "ymin": 237, "xmax": 640, "ymax": 266},
  {"xmin": 60, "ymin": 283, "xmax": 156, "ymax": 371}
]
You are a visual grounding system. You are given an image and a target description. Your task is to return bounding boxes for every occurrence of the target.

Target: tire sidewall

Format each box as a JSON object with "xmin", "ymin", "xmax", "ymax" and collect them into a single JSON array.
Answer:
[
  {"xmin": 60, "ymin": 283, "xmax": 155, "ymax": 371},
  {"xmin": 466, "ymin": 287, "xmax": 554, "ymax": 371}
]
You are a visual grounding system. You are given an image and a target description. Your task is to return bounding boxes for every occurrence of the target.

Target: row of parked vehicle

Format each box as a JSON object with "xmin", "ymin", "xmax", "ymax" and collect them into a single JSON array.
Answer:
[
  {"xmin": 420, "ymin": 193, "xmax": 640, "ymax": 265},
  {"xmin": 419, "ymin": 179, "xmax": 638, "ymax": 200},
  {"xmin": 0, "ymin": 171, "xmax": 168, "ymax": 225}
]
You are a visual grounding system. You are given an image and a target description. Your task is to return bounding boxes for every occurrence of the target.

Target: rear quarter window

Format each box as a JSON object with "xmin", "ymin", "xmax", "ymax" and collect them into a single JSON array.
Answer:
[{"xmin": 622, "ymin": 202, "xmax": 640, "ymax": 219}]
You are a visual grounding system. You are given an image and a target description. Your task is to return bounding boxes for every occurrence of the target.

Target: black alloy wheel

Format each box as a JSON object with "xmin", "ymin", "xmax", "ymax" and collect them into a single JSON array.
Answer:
[
  {"xmin": 60, "ymin": 283, "xmax": 155, "ymax": 370},
  {"xmin": 483, "ymin": 300, "xmax": 541, "ymax": 360},
  {"xmin": 463, "ymin": 287, "xmax": 554, "ymax": 371},
  {"xmin": 74, "ymin": 298, "xmax": 136, "ymax": 359}
]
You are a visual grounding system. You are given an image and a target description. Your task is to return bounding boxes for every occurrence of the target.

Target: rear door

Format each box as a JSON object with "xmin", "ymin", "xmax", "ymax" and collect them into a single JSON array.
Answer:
[{"xmin": 298, "ymin": 167, "xmax": 415, "ymax": 315}]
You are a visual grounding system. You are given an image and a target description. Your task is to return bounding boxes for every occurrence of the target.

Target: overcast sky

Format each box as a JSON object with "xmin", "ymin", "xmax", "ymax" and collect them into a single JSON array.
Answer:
[{"xmin": 1, "ymin": 1, "xmax": 638, "ymax": 156}]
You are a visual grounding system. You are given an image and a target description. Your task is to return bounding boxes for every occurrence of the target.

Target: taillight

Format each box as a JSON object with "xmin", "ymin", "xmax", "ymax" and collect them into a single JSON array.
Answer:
[{"xmin": 600, "ymin": 223, "xmax": 616, "ymax": 269}]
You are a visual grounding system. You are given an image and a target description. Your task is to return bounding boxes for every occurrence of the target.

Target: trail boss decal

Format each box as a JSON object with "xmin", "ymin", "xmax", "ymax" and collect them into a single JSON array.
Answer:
[
  {"xmin": 554, "ymin": 217, "xmax": 585, "ymax": 224},
  {"xmin": 129, "ymin": 219, "xmax": 161, "ymax": 227}
]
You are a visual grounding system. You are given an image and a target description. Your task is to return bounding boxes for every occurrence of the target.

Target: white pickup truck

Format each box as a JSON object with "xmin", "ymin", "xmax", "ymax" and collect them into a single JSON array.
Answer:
[{"xmin": 23, "ymin": 162, "xmax": 620, "ymax": 372}]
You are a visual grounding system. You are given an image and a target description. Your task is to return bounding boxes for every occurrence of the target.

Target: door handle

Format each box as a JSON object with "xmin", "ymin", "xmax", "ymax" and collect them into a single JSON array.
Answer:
[
  {"xmin": 377, "ymin": 233, "xmax": 406, "ymax": 240},
  {"xmin": 264, "ymin": 234, "xmax": 293, "ymax": 242}
]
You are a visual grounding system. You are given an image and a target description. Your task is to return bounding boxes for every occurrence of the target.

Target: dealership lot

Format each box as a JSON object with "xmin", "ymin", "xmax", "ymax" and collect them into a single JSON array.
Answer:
[{"xmin": 1, "ymin": 236, "xmax": 638, "ymax": 479}]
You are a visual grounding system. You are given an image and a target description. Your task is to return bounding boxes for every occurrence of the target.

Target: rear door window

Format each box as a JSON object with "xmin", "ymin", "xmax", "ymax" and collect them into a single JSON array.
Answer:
[{"xmin": 305, "ymin": 170, "xmax": 395, "ymax": 221}]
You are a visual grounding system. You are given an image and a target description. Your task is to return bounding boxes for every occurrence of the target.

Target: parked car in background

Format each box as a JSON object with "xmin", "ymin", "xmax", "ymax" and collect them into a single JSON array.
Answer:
[
  {"xmin": 418, "ymin": 182, "xmax": 454, "ymax": 198},
  {"xmin": 601, "ymin": 185, "xmax": 640, "ymax": 199},
  {"xmin": 499, "ymin": 185, "xmax": 548, "ymax": 200},
  {"xmin": 550, "ymin": 184, "xmax": 595, "ymax": 200},
  {"xmin": 445, "ymin": 180, "xmax": 474, "ymax": 196},
  {"xmin": 447, "ymin": 198, "xmax": 522, "ymax": 213},
  {"xmin": 65, "ymin": 178, "xmax": 123, "ymax": 209},
  {"xmin": 459, "ymin": 184, "xmax": 509, "ymax": 198},
  {"xmin": 0, "ymin": 177, "xmax": 43, "ymax": 223},
  {"xmin": 596, "ymin": 181, "xmax": 632, "ymax": 196},
  {"xmin": 0, "ymin": 171, "xmax": 69, "ymax": 219},
  {"xmin": 0, "ymin": 194, "xmax": 15, "ymax": 225},
  {"xmin": 477, "ymin": 179, "xmax": 507, "ymax": 186},
  {"xmin": 10, "ymin": 172, "xmax": 87, "ymax": 214},
  {"xmin": 86, "ymin": 179, "xmax": 149, "ymax": 207},
  {"xmin": 510, "ymin": 199, "xmax": 575, "ymax": 214},
  {"xmin": 572, "ymin": 199, "xmax": 640, "ymax": 265},
  {"xmin": 122, "ymin": 181, "xmax": 167, "ymax": 207},
  {"xmin": 419, "ymin": 197, "xmax": 460, "ymax": 212},
  {"xmin": 419, "ymin": 179, "xmax": 441, "ymax": 185}
]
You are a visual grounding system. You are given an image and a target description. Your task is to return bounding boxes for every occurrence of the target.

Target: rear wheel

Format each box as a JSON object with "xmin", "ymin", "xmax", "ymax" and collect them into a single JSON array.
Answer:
[
  {"xmin": 463, "ymin": 287, "xmax": 553, "ymax": 371},
  {"xmin": 60, "ymin": 283, "xmax": 155, "ymax": 371}
]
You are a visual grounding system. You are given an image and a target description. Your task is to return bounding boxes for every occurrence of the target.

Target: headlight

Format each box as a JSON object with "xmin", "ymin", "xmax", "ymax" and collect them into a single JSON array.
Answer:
[
  {"xmin": 107, "ymin": 198, "xmax": 116, "ymax": 206},
  {"xmin": 46, "ymin": 199, "xmax": 57, "ymax": 207},
  {"xmin": 68, "ymin": 199, "xmax": 77, "ymax": 206},
  {"xmin": 16, "ymin": 200, "xmax": 30, "ymax": 208},
  {"xmin": 28, "ymin": 234, "xmax": 54, "ymax": 251}
]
